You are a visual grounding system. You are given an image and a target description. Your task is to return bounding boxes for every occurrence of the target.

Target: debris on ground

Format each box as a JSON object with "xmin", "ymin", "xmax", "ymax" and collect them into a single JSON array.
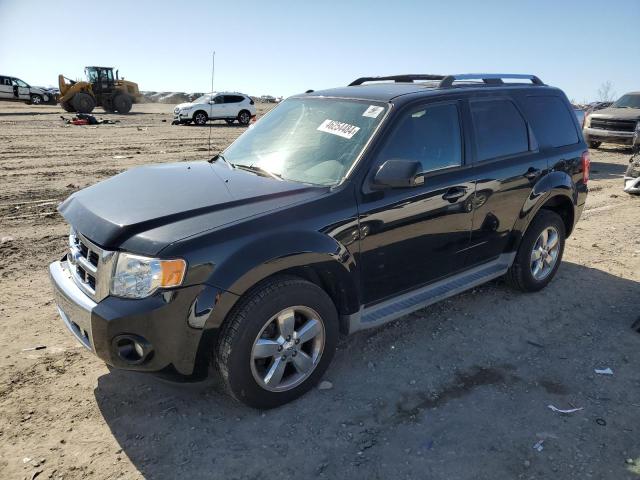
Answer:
[
  {"xmin": 318, "ymin": 381, "xmax": 333, "ymax": 390},
  {"xmin": 533, "ymin": 439, "xmax": 544, "ymax": 452},
  {"xmin": 594, "ymin": 367, "xmax": 614, "ymax": 375},
  {"xmin": 1, "ymin": 236, "xmax": 14, "ymax": 244},
  {"xmin": 21, "ymin": 345, "xmax": 46, "ymax": 352},
  {"xmin": 547, "ymin": 405, "xmax": 584, "ymax": 414},
  {"xmin": 112, "ymin": 155, "xmax": 134, "ymax": 159},
  {"xmin": 61, "ymin": 114, "xmax": 120, "ymax": 126}
]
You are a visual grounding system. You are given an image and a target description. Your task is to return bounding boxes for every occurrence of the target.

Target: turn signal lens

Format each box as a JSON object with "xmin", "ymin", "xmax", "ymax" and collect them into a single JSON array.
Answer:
[{"xmin": 160, "ymin": 259, "xmax": 187, "ymax": 287}]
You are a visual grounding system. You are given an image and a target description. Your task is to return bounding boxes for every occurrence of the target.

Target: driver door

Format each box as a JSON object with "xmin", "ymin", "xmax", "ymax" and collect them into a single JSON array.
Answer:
[
  {"xmin": 210, "ymin": 95, "xmax": 226, "ymax": 118},
  {"xmin": 13, "ymin": 79, "xmax": 30, "ymax": 100}
]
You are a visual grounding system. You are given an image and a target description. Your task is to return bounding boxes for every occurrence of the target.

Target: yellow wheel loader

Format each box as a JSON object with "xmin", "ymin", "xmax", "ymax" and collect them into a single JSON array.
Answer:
[{"xmin": 58, "ymin": 66, "xmax": 142, "ymax": 114}]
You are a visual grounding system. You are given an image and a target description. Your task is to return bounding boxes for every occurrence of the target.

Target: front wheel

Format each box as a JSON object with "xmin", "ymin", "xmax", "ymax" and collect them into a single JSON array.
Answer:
[
  {"xmin": 30, "ymin": 94, "xmax": 43, "ymax": 105},
  {"xmin": 505, "ymin": 210, "xmax": 565, "ymax": 292},
  {"xmin": 193, "ymin": 110, "xmax": 208, "ymax": 126},
  {"xmin": 215, "ymin": 276, "xmax": 338, "ymax": 409},
  {"xmin": 113, "ymin": 94, "xmax": 132, "ymax": 113}
]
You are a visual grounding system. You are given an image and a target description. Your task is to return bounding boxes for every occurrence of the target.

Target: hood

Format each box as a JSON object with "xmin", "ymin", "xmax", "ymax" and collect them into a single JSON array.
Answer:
[
  {"xmin": 589, "ymin": 107, "xmax": 640, "ymax": 121},
  {"xmin": 174, "ymin": 102, "xmax": 194, "ymax": 110},
  {"xmin": 59, "ymin": 161, "xmax": 327, "ymax": 256}
]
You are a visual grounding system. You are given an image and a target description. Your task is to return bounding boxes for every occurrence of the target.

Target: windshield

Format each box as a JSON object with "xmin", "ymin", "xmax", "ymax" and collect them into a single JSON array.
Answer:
[
  {"xmin": 223, "ymin": 97, "xmax": 387, "ymax": 186},
  {"xmin": 612, "ymin": 94, "xmax": 640, "ymax": 109}
]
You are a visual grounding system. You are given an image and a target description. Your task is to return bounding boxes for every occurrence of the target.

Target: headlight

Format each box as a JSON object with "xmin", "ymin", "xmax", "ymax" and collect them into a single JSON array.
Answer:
[
  {"xmin": 174, "ymin": 107, "xmax": 180, "ymax": 114},
  {"xmin": 636, "ymin": 121, "xmax": 640, "ymax": 132},
  {"xmin": 110, "ymin": 252, "xmax": 186, "ymax": 299}
]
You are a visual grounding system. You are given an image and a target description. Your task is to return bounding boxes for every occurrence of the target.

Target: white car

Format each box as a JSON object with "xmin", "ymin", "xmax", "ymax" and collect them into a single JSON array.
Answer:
[
  {"xmin": 173, "ymin": 92, "xmax": 256, "ymax": 126},
  {"xmin": 0, "ymin": 75, "xmax": 51, "ymax": 105}
]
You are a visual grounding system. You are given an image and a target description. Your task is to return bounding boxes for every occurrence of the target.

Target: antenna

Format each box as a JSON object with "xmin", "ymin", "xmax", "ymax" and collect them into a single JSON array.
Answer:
[{"xmin": 208, "ymin": 51, "xmax": 215, "ymax": 156}]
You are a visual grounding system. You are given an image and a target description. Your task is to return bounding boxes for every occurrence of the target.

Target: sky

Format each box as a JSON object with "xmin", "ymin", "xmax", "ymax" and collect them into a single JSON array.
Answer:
[{"xmin": 1, "ymin": 0, "xmax": 638, "ymax": 102}]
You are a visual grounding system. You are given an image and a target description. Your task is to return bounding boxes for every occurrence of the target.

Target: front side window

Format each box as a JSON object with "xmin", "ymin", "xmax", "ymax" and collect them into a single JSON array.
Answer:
[
  {"xmin": 13, "ymin": 78, "xmax": 28, "ymax": 87},
  {"xmin": 223, "ymin": 97, "xmax": 388, "ymax": 186},
  {"xmin": 193, "ymin": 94, "xmax": 212, "ymax": 103},
  {"xmin": 470, "ymin": 99, "xmax": 529, "ymax": 162},
  {"xmin": 376, "ymin": 103, "xmax": 463, "ymax": 173},
  {"xmin": 213, "ymin": 96, "xmax": 224, "ymax": 104}
]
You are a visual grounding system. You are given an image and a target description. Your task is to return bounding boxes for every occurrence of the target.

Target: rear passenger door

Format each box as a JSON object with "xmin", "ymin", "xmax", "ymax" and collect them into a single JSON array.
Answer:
[
  {"xmin": 224, "ymin": 95, "xmax": 243, "ymax": 117},
  {"xmin": 465, "ymin": 95, "xmax": 548, "ymax": 267},
  {"xmin": 210, "ymin": 95, "xmax": 226, "ymax": 118}
]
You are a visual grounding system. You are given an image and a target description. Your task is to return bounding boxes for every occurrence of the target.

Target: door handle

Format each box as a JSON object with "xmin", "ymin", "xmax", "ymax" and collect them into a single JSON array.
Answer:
[
  {"xmin": 442, "ymin": 187, "xmax": 467, "ymax": 202},
  {"xmin": 524, "ymin": 167, "xmax": 541, "ymax": 180}
]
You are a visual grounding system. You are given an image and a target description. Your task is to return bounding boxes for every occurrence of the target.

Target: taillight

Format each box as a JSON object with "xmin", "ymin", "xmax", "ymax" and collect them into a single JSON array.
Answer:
[{"xmin": 581, "ymin": 150, "xmax": 591, "ymax": 184}]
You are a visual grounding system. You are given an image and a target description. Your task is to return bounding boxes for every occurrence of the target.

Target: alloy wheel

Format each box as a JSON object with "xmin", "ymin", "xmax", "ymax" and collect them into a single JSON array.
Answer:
[
  {"xmin": 250, "ymin": 306, "xmax": 325, "ymax": 392},
  {"xmin": 530, "ymin": 226, "xmax": 560, "ymax": 280}
]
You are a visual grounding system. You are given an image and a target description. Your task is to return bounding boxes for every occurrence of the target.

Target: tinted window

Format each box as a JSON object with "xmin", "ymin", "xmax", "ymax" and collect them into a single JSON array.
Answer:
[
  {"xmin": 224, "ymin": 95, "xmax": 244, "ymax": 103},
  {"xmin": 0, "ymin": 77, "xmax": 10, "ymax": 85},
  {"xmin": 378, "ymin": 103, "xmax": 462, "ymax": 173},
  {"xmin": 213, "ymin": 96, "xmax": 224, "ymax": 104},
  {"xmin": 470, "ymin": 99, "xmax": 528, "ymax": 161},
  {"xmin": 521, "ymin": 96, "xmax": 579, "ymax": 148}
]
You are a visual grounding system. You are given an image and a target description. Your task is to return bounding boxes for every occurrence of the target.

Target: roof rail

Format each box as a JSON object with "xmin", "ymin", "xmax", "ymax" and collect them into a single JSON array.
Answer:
[
  {"xmin": 349, "ymin": 74, "xmax": 445, "ymax": 86},
  {"xmin": 438, "ymin": 73, "xmax": 544, "ymax": 88}
]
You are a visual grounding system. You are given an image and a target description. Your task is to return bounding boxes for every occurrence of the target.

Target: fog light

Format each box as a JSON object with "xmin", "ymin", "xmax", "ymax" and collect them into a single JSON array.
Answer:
[{"xmin": 113, "ymin": 334, "xmax": 153, "ymax": 365}]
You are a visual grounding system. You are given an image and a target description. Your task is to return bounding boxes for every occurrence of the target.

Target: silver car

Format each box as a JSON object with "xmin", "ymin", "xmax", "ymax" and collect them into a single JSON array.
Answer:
[{"xmin": 0, "ymin": 75, "xmax": 51, "ymax": 105}]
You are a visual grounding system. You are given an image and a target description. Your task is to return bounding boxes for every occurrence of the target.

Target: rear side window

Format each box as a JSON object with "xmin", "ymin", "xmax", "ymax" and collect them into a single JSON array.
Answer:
[
  {"xmin": 377, "ymin": 103, "xmax": 462, "ymax": 173},
  {"xmin": 521, "ymin": 96, "xmax": 579, "ymax": 148},
  {"xmin": 470, "ymin": 99, "xmax": 529, "ymax": 162},
  {"xmin": 224, "ymin": 95, "xmax": 244, "ymax": 103}
]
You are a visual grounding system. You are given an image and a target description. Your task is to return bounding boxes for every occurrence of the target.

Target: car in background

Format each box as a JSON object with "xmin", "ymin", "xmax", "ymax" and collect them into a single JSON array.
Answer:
[
  {"xmin": 0, "ymin": 75, "xmax": 52, "ymax": 105},
  {"xmin": 173, "ymin": 92, "xmax": 256, "ymax": 126},
  {"xmin": 583, "ymin": 92, "xmax": 640, "ymax": 149}
]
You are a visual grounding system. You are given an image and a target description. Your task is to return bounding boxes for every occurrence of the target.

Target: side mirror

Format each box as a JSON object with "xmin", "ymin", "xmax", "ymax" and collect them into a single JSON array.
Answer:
[{"xmin": 373, "ymin": 159, "xmax": 424, "ymax": 188}]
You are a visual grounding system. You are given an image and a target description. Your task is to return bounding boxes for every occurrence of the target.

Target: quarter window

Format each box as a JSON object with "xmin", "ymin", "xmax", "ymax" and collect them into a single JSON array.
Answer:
[
  {"xmin": 377, "ymin": 103, "xmax": 462, "ymax": 173},
  {"xmin": 521, "ymin": 96, "xmax": 579, "ymax": 148},
  {"xmin": 470, "ymin": 99, "xmax": 529, "ymax": 161}
]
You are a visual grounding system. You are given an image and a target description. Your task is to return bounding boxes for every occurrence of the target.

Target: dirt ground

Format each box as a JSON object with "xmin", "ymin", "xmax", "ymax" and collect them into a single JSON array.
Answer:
[{"xmin": 0, "ymin": 102, "xmax": 639, "ymax": 480}]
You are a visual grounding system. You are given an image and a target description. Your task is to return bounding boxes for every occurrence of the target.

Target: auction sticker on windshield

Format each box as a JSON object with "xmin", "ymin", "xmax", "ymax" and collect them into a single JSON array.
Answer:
[
  {"xmin": 362, "ymin": 105, "xmax": 384, "ymax": 118},
  {"xmin": 317, "ymin": 119, "xmax": 360, "ymax": 139}
]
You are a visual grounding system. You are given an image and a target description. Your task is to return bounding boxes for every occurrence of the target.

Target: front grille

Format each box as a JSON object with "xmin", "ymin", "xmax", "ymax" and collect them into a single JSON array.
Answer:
[
  {"xmin": 67, "ymin": 229, "xmax": 115, "ymax": 302},
  {"xmin": 590, "ymin": 118, "xmax": 637, "ymax": 132}
]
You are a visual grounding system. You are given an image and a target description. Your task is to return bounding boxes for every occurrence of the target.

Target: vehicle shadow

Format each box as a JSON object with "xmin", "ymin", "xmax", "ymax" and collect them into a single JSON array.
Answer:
[
  {"xmin": 94, "ymin": 261, "xmax": 640, "ymax": 479},
  {"xmin": 590, "ymin": 160, "xmax": 629, "ymax": 180}
]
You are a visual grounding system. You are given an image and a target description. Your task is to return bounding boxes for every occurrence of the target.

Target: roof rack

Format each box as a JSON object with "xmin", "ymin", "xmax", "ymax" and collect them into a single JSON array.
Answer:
[
  {"xmin": 349, "ymin": 74, "xmax": 445, "ymax": 86},
  {"xmin": 348, "ymin": 73, "xmax": 544, "ymax": 88},
  {"xmin": 438, "ymin": 73, "xmax": 544, "ymax": 88}
]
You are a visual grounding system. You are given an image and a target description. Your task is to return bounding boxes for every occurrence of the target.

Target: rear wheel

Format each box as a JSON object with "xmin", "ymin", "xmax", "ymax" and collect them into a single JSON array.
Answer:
[
  {"xmin": 505, "ymin": 210, "xmax": 565, "ymax": 292},
  {"xmin": 71, "ymin": 92, "xmax": 96, "ymax": 113},
  {"xmin": 30, "ymin": 94, "xmax": 43, "ymax": 105},
  {"xmin": 589, "ymin": 141, "xmax": 602, "ymax": 149},
  {"xmin": 215, "ymin": 276, "xmax": 338, "ymax": 409},
  {"xmin": 238, "ymin": 110, "xmax": 251, "ymax": 126},
  {"xmin": 113, "ymin": 94, "xmax": 132, "ymax": 113},
  {"xmin": 193, "ymin": 110, "xmax": 208, "ymax": 126}
]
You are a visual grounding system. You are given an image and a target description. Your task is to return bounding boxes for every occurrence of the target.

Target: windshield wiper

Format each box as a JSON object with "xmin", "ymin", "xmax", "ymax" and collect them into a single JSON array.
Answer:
[
  {"xmin": 208, "ymin": 152, "xmax": 233, "ymax": 166},
  {"xmin": 234, "ymin": 164, "xmax": 283, "ymax": 180}
]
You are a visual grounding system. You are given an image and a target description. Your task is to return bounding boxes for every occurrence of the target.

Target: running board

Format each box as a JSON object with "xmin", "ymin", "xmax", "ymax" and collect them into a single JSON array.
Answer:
[{"xmin": 347, "ymin": 253, "xmax": 515, "ymax": 333}]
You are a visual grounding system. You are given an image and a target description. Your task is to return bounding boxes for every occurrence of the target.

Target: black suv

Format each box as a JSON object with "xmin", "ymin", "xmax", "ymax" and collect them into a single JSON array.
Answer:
[{"xmin": 49, "ymin": 73, "xmax": 589, "ymax": 408}]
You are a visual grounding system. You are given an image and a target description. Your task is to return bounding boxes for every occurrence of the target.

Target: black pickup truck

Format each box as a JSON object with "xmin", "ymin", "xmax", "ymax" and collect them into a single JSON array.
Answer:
[{"xmin": 49, "ymin": 73, "xmax": 589, "ymax": 408}]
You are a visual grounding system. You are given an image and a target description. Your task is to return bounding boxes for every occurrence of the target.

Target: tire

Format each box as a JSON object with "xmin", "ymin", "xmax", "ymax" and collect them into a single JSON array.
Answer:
[
  {"xmin": 193, "ymin": 110, "xmax": 208, "ymax": 126},
  {"xmin": 225, "ymin": 119, "xmax": 235, "ymax": 125},
  {"xmin": 589, "ymin": 141, "xmax": 602, "ymax": 149},
  {"xmin": 113, "ymin": 94, "xmax": 132, "ymax": 114},
  {"xmin": 30, "ymin": 94, "xmax": 43, "ymax": 105},
  {"xmin": 102, "ymin": 96, "xmax": 115, "ymax": 113},
  {"xmin": 60, "ymin": 101, "xmax": 75, "ymax": 113},
  {"xmin": 505, "ymin": 209, "xmax": 565, "ymax": 292},
  {"xmin": 215, "ymin": 276, "xmax": 339, "ymax": 409},
  {"xmin": 71, "ymin": 92, "xmax": 96, "ymax": 113},
  {"xmin": 237, "ymin": 110, "xmax": 251, "ymax": 126}
]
